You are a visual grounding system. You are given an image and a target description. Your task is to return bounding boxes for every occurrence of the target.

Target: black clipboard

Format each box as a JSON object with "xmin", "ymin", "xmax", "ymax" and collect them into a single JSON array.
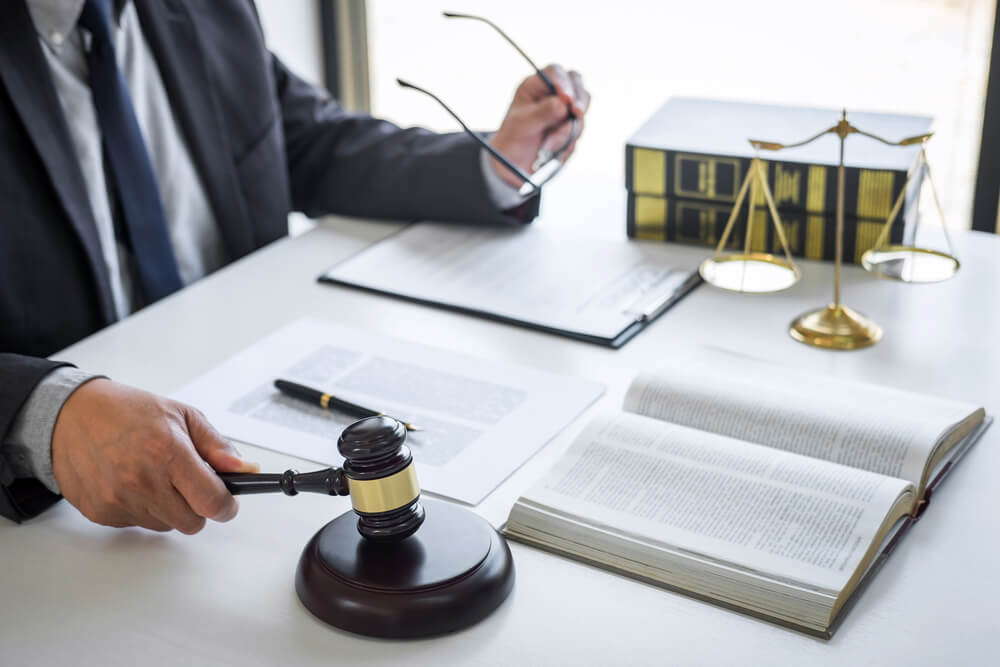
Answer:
[
  {"xmin": 319, "ymin": 271, "xmax": 702, "ymax": 349},
  {"xmin": 317, "ymin": 226, "xmax": 703, "ymax": 349}
]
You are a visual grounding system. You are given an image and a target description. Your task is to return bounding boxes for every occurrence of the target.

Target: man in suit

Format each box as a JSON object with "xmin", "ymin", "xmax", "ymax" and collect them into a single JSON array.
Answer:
[{"xmin": 0, "ymin": 0, "xmax": 589, "ymax": 533}]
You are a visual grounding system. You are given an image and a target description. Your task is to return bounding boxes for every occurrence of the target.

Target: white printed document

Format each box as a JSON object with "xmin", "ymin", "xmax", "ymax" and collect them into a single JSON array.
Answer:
[
  {"xmin": 173, "ymin": 318, "xmax": 605, "ymax": 504},
  {"xmin": 320, "ymin": 223, "xmax": 700, "ymax": 347}
]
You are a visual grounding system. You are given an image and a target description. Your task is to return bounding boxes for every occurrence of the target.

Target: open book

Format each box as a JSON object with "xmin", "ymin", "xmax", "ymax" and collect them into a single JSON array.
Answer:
[{"xmin": 504, "ymin": 356, "xmax": 989, "ymax": 637}]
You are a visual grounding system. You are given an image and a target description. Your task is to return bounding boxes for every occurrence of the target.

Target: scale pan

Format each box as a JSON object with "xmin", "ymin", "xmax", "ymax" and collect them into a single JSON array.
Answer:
[
  {"xmin": 860, "ymin": 245, "xmax": 959, "ymax": 283},
  {"xmin": 699, "ymin": 253, "xmax": 800, "ymax": 293}
]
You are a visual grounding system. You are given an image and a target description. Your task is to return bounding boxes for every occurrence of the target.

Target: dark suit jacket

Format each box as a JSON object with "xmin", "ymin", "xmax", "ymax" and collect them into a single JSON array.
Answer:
[{"xmin": 0, "ymin": 0, "xmax": 538, "ymax": 522}]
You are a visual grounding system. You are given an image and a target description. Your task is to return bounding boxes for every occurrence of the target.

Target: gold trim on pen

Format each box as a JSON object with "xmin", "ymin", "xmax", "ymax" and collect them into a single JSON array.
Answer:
[
  {"xmin": 347, "ymin": 463, "xmax": 420, "ymax": 514},
  {"xmin": 320, "ymin": 393, "xmax": 331, "ymax": 409},
  {"xmin": 375, "ymin": 411, "xmax": 422, "ymax": 431}
]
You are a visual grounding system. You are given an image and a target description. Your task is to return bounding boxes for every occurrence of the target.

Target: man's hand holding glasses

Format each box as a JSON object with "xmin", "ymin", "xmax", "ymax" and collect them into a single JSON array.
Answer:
[
  {"xmin": 490, "ymin": 63, "xmax": 589, "ymax": 193},
  {"xmin": 399, "ymin": 12, "xmax": 590, "ymax": 199}
]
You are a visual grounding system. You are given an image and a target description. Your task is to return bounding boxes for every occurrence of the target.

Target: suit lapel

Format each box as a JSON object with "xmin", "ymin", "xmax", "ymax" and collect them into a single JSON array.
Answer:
[
  {"xmin": 133, "ymin": 0, "xmax": 255, "ymax": 260},
  {"xmin": 0, "ymin": 1, "xmax": 116, "ymax": 324}
]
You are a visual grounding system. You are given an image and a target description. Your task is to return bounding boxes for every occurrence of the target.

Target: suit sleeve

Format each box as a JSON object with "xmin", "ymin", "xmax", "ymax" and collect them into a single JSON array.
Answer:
[
  {"xmin": 0, "ymin": 354, "xmax": 67, "ymax": 522},
  {"xmin": 271, "ymin": 54, "xmax": 540, "ymax": 225}
]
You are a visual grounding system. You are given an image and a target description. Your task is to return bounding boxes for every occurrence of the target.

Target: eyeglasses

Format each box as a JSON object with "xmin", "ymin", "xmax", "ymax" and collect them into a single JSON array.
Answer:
[{"xmin": 397, "ymin": 11, "xmax": 580, "ymax": 197}]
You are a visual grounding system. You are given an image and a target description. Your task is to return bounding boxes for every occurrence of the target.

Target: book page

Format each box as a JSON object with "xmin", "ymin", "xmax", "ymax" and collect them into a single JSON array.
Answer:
[
  {"xmin": 623, "ymin": 356, "xmax": 977, "ymax": 486},
  {"xmin": 521, "ymin": 413, "xmax": 912, "ymax": 593}
]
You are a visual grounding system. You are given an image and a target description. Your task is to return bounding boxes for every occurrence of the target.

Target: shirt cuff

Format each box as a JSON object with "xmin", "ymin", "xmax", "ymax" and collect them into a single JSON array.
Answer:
[
  {"xmin": 480, "ymin": 145, "xmax": 530, "ymax": 212},
  {"xmin": 2, "ymin": 367, "xmax": 104, "ymax": 495}
]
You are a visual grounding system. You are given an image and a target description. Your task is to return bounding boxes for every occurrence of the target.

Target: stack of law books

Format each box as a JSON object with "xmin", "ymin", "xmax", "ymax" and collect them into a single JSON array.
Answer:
[{"xmin": 625, "ymin": 98, "xmax": 934, "ymax": 263}]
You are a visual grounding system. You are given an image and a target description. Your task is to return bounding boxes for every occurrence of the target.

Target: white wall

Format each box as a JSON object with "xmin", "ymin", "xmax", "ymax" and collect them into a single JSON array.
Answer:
[{"xmin": 254, "ymin": 0, "xmax": 325, "ymax": 89}]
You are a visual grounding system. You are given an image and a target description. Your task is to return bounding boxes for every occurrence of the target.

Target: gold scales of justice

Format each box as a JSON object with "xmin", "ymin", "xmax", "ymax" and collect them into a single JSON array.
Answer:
[{"xmin": 698, "ymin": 109, "xmax": 960, "ymax": 350}]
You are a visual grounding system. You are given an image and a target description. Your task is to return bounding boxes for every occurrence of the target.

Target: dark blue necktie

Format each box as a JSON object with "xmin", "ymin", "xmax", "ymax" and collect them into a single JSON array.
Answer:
[{"xmin": 79, "ymin": 0, "xmax": 183, "ymax": 303}]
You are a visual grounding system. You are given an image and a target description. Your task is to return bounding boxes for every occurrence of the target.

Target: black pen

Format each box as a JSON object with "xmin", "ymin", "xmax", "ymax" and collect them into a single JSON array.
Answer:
[{"xmin": 273, "ymin": 379, "xmax": 423, "ymax": 432}]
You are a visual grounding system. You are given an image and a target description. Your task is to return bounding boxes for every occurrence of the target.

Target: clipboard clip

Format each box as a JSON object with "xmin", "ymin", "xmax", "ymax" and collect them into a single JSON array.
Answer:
[
  {"xmin": 623, "ymin": 288, "xmax": 676, "ymax": 323},
  {"xmin": 621, "ymin": 270, "xmax": 697, "ymax": 323}
]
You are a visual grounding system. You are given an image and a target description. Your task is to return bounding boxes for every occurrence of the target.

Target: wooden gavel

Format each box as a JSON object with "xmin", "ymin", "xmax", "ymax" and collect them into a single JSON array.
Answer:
[
  {"xmin": 218, "ymin": 414, "xmax": 514, "ymax": 639},
  {"xmin": 218, "ymin": 415, "xmax": 424, "ymax": 542}
]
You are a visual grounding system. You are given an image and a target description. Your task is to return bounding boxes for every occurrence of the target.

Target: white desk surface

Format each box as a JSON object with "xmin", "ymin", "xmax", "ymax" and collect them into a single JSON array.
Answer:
[{"xmin": 2, "ymin": 218, "xmax": 997, "ymax": 666}]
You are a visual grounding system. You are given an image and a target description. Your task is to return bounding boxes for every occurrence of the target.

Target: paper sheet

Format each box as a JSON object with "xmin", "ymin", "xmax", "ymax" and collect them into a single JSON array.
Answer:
[{"xmin": 173, "ymin": 318, "xmax": 604, "ymax": 504}]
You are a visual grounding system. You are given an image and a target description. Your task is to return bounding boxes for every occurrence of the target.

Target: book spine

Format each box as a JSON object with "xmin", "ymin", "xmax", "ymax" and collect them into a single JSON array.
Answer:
[
  {"xmin": 626, "ymin": 194, "xmax": 905, "ymax": 264},
  {"xmin": 626, "ymin": 145, "xmax": 909, "ymax": 222}
]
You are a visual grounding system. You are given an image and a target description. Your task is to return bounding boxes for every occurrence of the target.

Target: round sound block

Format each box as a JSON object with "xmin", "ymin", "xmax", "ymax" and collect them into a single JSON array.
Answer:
[{"xmin": 295, "ymin": 497, "xmax": 515, "ymax": 638}]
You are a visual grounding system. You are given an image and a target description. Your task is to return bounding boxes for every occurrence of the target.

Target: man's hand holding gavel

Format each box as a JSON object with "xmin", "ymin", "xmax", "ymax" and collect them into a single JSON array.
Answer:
[{"xmin": 51, "ymin": 379, "xmax": 259, "ymax": 534}]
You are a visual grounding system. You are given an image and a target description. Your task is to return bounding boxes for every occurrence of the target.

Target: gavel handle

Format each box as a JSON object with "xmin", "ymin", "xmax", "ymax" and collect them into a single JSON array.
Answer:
[{"xmin": 219, "ymin": 467, "xmax": 349, "ymax": 497}]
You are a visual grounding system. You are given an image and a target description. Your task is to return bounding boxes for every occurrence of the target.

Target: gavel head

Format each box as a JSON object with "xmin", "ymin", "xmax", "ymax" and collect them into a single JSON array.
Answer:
[{"xmin": 338, "ymin": 416, "xmax": 425, "ymax": 542}]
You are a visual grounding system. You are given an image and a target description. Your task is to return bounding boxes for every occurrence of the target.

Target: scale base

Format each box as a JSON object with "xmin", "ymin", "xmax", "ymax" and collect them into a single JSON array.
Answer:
[
  {"xmin": 789, "ymin": 304, "xmax": 882, "ymax": 350},
  {"xmin": 295, "ymin": 497, "xmax": 514, "ymax": 639}
]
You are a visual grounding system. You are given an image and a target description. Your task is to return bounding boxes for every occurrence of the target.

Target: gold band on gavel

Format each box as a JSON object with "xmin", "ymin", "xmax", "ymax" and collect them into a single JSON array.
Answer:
[
  {"xmin": 347, "ymin": 463, "xmax": 420, "ymax": 514},
  {"xmin": 320, "ymin": 393, "xmax": 331, "ymax": 409}
]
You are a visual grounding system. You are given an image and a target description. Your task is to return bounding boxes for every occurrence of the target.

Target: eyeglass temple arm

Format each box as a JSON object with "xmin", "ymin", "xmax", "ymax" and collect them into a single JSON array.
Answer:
[
  {"xmin": 442, "ymin": 11, "xmax": 575, "ymax": 119},
  {"xmin": 396, "ymin": 78, "xmax": 539, "ymax": 195}
]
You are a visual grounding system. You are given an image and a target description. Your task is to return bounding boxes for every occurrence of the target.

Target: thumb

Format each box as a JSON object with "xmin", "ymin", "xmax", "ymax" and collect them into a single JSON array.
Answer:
[{"xmin": 184, "ymin": 407, "xmax": 260, "ymax": 473}]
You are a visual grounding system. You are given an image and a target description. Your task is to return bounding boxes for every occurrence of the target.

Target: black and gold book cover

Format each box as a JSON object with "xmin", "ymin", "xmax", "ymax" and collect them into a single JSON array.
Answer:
[
  {"xmin": 626, "ymin": 98, "xmax": 932, "ymax": 221},
  {"xmin": 626, "ymin": 193, "xmax": 905, "ymax": 264}
]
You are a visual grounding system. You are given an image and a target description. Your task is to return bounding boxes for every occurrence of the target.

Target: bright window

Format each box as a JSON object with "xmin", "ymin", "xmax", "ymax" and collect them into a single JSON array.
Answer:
[{"xmin": 366, "ymin": 0, "xmax": 994, "ymax": 236}]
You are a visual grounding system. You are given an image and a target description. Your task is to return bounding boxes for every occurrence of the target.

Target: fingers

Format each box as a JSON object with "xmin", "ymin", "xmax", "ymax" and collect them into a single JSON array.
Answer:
[
  {"xmin": 541, "ymin": 64, "xmax": 588, "ymax": 117},
  {"xmin": 137, "ymin": 515, "xmax": 174, "ymax": 533},
  {"xmin": 168, "ymin": 407, "xmax": 241, "ymax": 524},
  {"xmin": 81, "ymin": 452, "xmax": 208, "ymax": 534},
  {"xmin": 149, "ymin": 486, "xmax": 208, "ymax": 535},
  {"xmin": 543, "ymin": 64, "xmax": 576, "ymax": 113},
  {"xmin": 170, "ymin": 449, "xmax": 239, "ymax": 525},
  {"xmin": 185, "ymin": 407, "xmax": 259, "ymax": 474},
  {"xmin": 542, "ymin": 118, "xmax": 578, "ymax": 156},
  {"xmin": 517, "ymin": 68, "xmax": 560, "ymax": 101},
  {"xmin": 568, "ymin": 70, "xmax": 591, "ymax": 114},
  {"xmin": 528, "ymin": 96, "xmax": 572, "ymax": 132},
  {"xmin": 517, "ymin": 65, "xmax": 586, "ymax": 116}
]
